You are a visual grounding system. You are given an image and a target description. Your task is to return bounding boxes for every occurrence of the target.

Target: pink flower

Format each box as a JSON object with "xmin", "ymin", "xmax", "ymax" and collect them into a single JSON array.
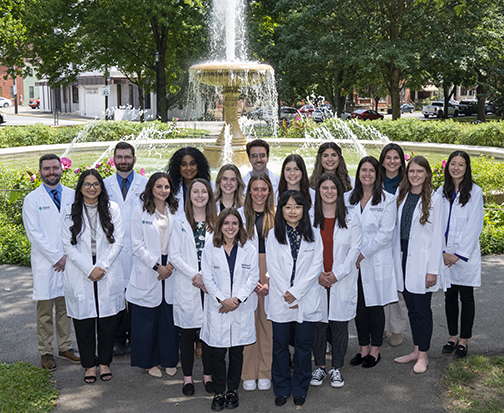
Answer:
[
  {"xmin": 74, "ymin": 168, "xmax": 81, "ymax": 174},
  {"xmin": 95, "ymin": 163, "xmax": 102, "ymax": 168},
  {"xmin": 61, "ymin": 157, "xmax": 72, "ymax": 170},
  {"xmin": 405, "ymin": 154, "xmax": 411, "ymax": 161},
  {"xmin": 108, "ymin": 157, "xmax": 115, "ymax": 167},
  {"xmin": 85, "ymin": 166, "xmax": 91, "ymax": 170},
  {"xmin": 173, "ymin": 117, "xmax": 179, "ymax": 122},
  {"xmin": 442, "ymin": 159, "xmax": 447, "ymax": 169},
  {"xmin": 30, "ymin": 174, "xmax": 36, "ymax": 182},
  {"xmin": 139, "ymin": 168, "xmax": 145, "ymax": 176}
]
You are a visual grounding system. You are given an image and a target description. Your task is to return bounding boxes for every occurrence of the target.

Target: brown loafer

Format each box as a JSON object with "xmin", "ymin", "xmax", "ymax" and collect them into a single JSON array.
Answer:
[
  {"xmin": 59, "ymin": 348, "xmax": 81, "ymax": 363},
  {"xmin": 41, "ymin": 354, "xmax": 57, "ymax": 371}
]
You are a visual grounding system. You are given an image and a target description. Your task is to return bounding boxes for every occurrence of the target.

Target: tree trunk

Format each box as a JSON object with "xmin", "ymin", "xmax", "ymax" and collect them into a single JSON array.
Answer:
[
  {"xmin": 138, "ymin": 84, "xmax": 145, "ymax": 123},
  {"xmin": 476, "ymin": 84, "xmax": 486, "ymax": 122},
  {"xmin": 389, "ymin": 68, "xmax": 401, "ymax": 120}
]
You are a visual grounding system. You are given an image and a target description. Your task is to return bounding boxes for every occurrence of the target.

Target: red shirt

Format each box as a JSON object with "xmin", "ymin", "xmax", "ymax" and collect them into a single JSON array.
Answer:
[{"xmin": 320, "ymin": 217, "xmax": 336, "ymax": 273}]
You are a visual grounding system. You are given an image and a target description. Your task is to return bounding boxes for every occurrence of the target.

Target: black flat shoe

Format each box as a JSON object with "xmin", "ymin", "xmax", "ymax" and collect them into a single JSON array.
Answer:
[
  {"xmin": 442, "ymin": 340, "xmax": 458, "ymax": 355},
  {"xmin": 205, "ymin": 380, "xmax": 215, "ymax": 394},
  {"xmin": 362, "ymin": 353, "xmax": 381, "ymax": 368},
  {"xmin": 293, "ymin": 396, "xmax": 305, "ymax": 406},
  {"xmin": 211, "ymin": 393, "xmax": 225, "ymax": 411},
  {"xmin": 225, "ymin": 390, "xmax": 239, "ymax": 409},
  {"xmin": 275, "ymin": 396, "xmax": 287, "ymax": 406},
  {"xmin": 454, "ymin": 344, "xmax": 467, "ymax": 359},
  {"xmin": 183, "ymin": 382, "xmax": 195, "ymax": 396},
  {"xmin": 350, "ymin": 353, "xmax": 365, "ymax": 366}
]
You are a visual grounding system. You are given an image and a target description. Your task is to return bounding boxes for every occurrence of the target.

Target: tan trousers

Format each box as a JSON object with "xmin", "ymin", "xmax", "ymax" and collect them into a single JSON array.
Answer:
[
  {"xmin": 241, "ymin": 253, "xmax": 273, "ymax": 381},
  {"xmin": 36, "ymin": 296, "xmax": 72, "ymax": 356},
  {"xmin": 384, "ymin": 292, "xmax": 409, "ymax": 335}
]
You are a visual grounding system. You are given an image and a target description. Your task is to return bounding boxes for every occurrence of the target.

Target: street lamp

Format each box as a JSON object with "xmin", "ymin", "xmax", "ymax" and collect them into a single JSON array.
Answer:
[{"xmin": 154, "ymin": 51, "xmax": 160, "ymax": 120}]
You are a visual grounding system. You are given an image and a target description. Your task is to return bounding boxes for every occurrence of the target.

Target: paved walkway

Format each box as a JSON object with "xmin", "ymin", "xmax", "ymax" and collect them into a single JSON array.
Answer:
[{"xmin": 1, "ymin": 255, "xmax": 503, "ymax": 413}]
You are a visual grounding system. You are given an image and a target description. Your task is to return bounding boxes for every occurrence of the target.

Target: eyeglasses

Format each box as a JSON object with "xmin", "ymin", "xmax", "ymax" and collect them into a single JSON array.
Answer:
[
  {"xmin": 83, "ymin": 182, "xmax": 102, "ymax": 189},
  {"xmin": 115, "ymin": 155, "xmax": 133, "ymax": 161},
  {"xmin": 250, "ymin": 153, "xmax": 267, "ymax": 159},
  {"xmin": 283, "ymin": 205, "xmax": 303, "ymax": 211}
]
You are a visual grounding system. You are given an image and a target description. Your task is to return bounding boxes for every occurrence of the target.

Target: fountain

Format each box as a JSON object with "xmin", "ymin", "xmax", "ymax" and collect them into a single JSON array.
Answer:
[{"xmin": 189, "ymin": 0, "xmax": 274, "ymax": 167}]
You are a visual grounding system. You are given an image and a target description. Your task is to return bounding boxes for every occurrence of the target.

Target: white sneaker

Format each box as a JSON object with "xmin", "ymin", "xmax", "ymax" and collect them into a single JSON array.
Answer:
[
  {"xmin": 257, "ymin": 379, "xmax": 271, "ymax": 390},
  {"xmin": 309, "ymin": 367, "xmax": 327, "ymax": 386},
  {"xmin": 329, "ymin": 368, "xmax": 344, "ymax": 388},
  {"xmin": 242, "ymin": 380, "xmax": 256, "ymax": 391}
]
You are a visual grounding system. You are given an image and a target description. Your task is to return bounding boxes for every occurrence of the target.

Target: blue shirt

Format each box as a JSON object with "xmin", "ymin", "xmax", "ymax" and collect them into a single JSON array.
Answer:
[
  {"xmin": 116, "ymin": 171, "xmax": 134, "ymax": 193},
  {"xmin": 44, "ymin": 183, "xmax": 62, "ymax": 208}
]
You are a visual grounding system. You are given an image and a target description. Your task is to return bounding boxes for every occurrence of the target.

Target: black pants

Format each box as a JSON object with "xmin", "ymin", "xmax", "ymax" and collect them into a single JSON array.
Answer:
[
  {"xmin": 210, "ymin": 345, "xmax": 244, "ymax": 394},
  {"xmin": 445, "ymin": 284, "xmax": 475, "ymax": 339},
  {"xmin": 312, "ymin": 321, "xmax": 348, "ymax": 369},
  {"xmin": 180, "ymin": 328, "xmax": 212, "ymax": 376},
  {"xmin": 114, "ymin": 301, "xmax": 131, "ymax": 346},
  {"xmin": 355, "ymin": 274, "xmax": 385, "ymax": 347}
]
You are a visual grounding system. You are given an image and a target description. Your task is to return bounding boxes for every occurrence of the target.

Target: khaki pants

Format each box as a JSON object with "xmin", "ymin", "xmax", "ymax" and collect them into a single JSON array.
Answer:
[
  {"xmin": 241, "ymin": 254, "xmax": 273, "ymax": 381},
  {"xmin": 36, "ymin": 297, "xmax": 72, "ymax": 356},
  {"xmin": 384, "ymin": 292, "xmax": 409, "ymax": 335}
]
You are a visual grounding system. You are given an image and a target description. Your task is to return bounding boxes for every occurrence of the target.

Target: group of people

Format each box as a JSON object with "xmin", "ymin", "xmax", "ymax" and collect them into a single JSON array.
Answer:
[{"xmin": 22, "ymin": 137, "xmax": 484, "ymax": 410}]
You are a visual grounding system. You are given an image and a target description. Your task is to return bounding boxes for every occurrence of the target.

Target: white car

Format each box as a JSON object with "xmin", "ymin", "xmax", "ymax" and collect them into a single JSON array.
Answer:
[{"xmin": 0, "ymin": 97, "xmax": 12, "ymax": 108}]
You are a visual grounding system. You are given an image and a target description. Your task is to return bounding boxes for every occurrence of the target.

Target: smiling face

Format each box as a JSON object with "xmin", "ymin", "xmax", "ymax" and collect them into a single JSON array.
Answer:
[
  {"xmin": 81, "ymin": 174, "xmax": 102, "ymax": 204},
  {"xmin": 180, "ymin": 155, "xmax": 198, "ymax": 185},
  {"xmin": 40, "ymin": 159, "xmax": 62, "ymax": 188},
  {"xmin": 319, "ymin": 179, "xmax": 338, "ymax": 205},
  {"xmin": 321, "ymin": 148, "xmax": 339, "ymax": 173},
  {"xmin": 220, "ymin": 170, "xmax": 238, "ymax": 195},
  {"xmin": 222, "ymin": 214, "xmax": 240, "ymax": 244},
  {"xmin": 190, "ymin": 181, "xmax": 209, "ymax": 209},
  {"xmin": 250, "ymin": 179, "xmax": 269, "ymax": 209},
  {"xmin": 359, "ymin": 162, "xmax": 377, "ymax": 189},
  {"xmin": 448, "ymin": 156, "xmax": 467, "ymax": 185},
  {"xmin": 408, "ymin": 162, "xmax": 427, "ymax": 193},
  {"xmin": 282, "ymin": 197, "xmax": 303, "ymax": 228},
  {"xmin": 152, "ymin": 177, "xmax": 170, "ymax": 204},
  {"xmin": 284, "ymin": 161, "xmax": 302, "ymax": 189},
  {"xmin": 249, "ymin": 146, "xmax": 269, "ymax": 174},
  {"xmin": 383, "ymin": 149, "xmax": 401, "ymax": 177},
  {"xmin": 114, "ymin": 148, "xmax": 136, "ymax": 173}
]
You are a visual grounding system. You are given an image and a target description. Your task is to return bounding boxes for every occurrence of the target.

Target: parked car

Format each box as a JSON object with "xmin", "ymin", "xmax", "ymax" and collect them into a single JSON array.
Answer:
[
  {"xmin": 29, "ymin": 99, "xmax": 40, "ymax": 109},
  {"xmin": 350, "ymin": 109, "xmax": 384, "ymax": 121},
  {"xmin": 0, "ymin": 110, "xmax": 5, "ymax": 124},
  {"xmin": 400, "ymin": 103, "xmax": 415, "ymax": 113},
  {"xmin": 312, "ymin": 108, "xmax": 333, "ymax": 123},
  {"xmin": 279, "ymin": 107, "xmax": 301, "ymax": 122},
  {"xmin": 340, "ymin": 111, "xmax": 352, "ymax": 120},
  {"xmin": 422, "ymin": 101, "xmax": 459, "ymax": 118},
  {"xmin": 0, "ymin": 97, "xmax": 12, "ymax": 108},
  {"xmin": 457, "ymin": 100, "xmax": 478, "ymax": 116},
  {"xmin": 243, "ymin": 106, "xmax": 273, "ymax": 120},
  {"xmin": 299, "ymin": 104, "xmax": 315, "ymax": 117}
]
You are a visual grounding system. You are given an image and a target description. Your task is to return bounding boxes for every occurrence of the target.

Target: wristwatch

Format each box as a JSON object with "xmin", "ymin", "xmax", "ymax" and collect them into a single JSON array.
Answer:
[{"xmin": 152, "ymin": 263, "xmax": 160, "ymax": 271}]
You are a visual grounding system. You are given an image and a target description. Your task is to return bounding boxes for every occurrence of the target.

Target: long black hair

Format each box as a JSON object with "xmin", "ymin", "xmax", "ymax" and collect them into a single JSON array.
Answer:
[
  {"xmin": 442, "ymin": 150, "xmax": 473, "ymax": 206},
  {"xmin": 140, "ymin": 172, "xmax": 179, "ymax": 215},
  {"xmin": 70, "ymin": 169, "xmax": 115, "ymax": 245},
  {"xmin": 278, "ymin": 154, "xmax": 312, "ymax": 208},
  {"xmin": 379, "ymin": 143, "xmax": 406, "ymax": 186},
  {"xmin": 167, "ymin": 147, "xmax": 211, "ymax": 196},
  {"xmin": 314, "ymin": 173, "xmax": 348, "ymax": 230},
  {"xmin": 274, "ymin": 190, "xmax": 314, "ymax": 245},
  {"xmin": 349, "ymin": 156, "xmax": 385, "ymax": 206}
]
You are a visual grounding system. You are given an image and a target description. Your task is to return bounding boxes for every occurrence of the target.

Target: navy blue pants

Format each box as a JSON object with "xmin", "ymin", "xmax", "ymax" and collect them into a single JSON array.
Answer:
[{"xmin": 272, "ymin": 321, "xmax": 313, "ymax": 398}]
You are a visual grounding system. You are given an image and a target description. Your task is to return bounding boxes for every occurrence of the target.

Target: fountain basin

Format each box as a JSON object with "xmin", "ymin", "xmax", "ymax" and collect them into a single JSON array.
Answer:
[{"xmin": 189, "ymin": 62, "xmax": 274, "ymax": 88}]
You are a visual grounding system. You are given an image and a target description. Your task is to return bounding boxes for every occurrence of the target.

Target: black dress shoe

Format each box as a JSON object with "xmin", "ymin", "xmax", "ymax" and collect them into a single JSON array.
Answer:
[
  {"xmin": 442, "ymin": 340, "xmax": 458, "ymax": 355},
  {"xmin": 211, "ymin": 393, "xmax": 225, "ymax": 411},
  {"xmin": 350, "ymin": 353, "xmax": 365, "ymax": 366},
  {"xmin": 362, "ymin": 353, "xmax": 381, "ymax": 368},
  {"xmin": 225, "ymin": 390, "xmax": 239, "ymax": 409},
  {"xmin": 275, "ymin": 396, "xmax": 287, "ymax": 406},
  {"xmin": 205, "ymin": 380, "xmax": 215, "ymax": 394},
  {"xmin": 454, "ymin": 344, "xmax": 467, "ymax": 359},
  {"xmin": 182, "ymin": 382, "xmax": 195, "ymax": 396},
  {"xmin": 293, "ymin": 396, "xmax": 305, "ymax": 406}
]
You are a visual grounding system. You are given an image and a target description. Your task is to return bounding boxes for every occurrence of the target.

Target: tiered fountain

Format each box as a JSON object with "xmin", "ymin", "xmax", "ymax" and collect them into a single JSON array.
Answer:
[{"xmin": 189, "ymin": 0, "xmax": 273, "ymax": 167}]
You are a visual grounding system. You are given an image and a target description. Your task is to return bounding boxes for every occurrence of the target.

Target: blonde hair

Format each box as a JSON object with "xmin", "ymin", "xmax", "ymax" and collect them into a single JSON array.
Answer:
[{"xmin": 214, "ymin": 164, "xmax": 245, "ymax": 209}]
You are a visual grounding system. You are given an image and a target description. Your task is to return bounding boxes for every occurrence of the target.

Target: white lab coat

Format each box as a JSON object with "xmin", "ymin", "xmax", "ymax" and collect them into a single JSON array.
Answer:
[
  {"xmin": 200, "ymin": 241, "xmax": 259, "ymax": 348},
  {"xmin": 242, "ymin": 169, "xmax": 280, "ymax": 202},
  {"xmin": 318, "ymin": 208, "xmax": 363, "ymax": 322},
  {"xmin": 169, "ymin": 214, "xmax": 213, "ymax": 329},
  {"xmin": 392, "ymin": 191, "xmax": 445, "ymax": 294},
  {"xmin": 126, "ymin": 206, "xmax": 176, "ymax": 307},
  {"xmin": 266, "ymin": 227, "xmax": 324, "ymax": 324},
  {"xmin": 437, "ymin": 185, "xmax": 484, "ymax": 288},
  {"xmin": 104, "ymin": 172, "xmax": 148, "ymax": 288},
  {"xmin": 61, "ymin": 201, "xmax": 125, "ymax": 319},
  {"xmin": 22, "ymin": 184, "xmax": 75, "ymax": 300},
  {"xmin": 347, "ymin": 191, "xmax": 399, "ymax": 306}
]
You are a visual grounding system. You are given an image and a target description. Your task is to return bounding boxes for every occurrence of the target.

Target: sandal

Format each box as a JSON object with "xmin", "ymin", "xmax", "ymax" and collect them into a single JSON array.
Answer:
[
  {"xmin": 100, "ymin": 372, "xmax": 113, "ymax": 381},
  {"xmin": 84, "ymin": 375, "xmax": 97, "ymax": 384}
]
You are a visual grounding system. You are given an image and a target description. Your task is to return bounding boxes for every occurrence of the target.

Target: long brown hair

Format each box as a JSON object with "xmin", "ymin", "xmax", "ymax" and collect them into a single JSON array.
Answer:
[
  {"xmin": 214, "ymin": 164, "xmax": 245, "ymax": 209},
  {"xmin": 184, "ymin": 178, "xmax": 217, "ymax": 232},
  {"xmin": 243, "ymin": 172, "xmax": 275, "ymax": 240},
  {"xmin": 213, "ymin": 208, "xmax": 248, "ymax": 248},
  {"xmin": 397, "ymin": 156, "xmax": 433, "ymax": 226},
  {"xmin": 140, "ymin": 172, "xmax": 178, "ymax": 215},
  {"xmin": 278, "ymin": 154, "xmax": 312, "ymax": 208},
  {"xmin": 309, "ymin": 142, "xmax": 351, "ymax": 192}
]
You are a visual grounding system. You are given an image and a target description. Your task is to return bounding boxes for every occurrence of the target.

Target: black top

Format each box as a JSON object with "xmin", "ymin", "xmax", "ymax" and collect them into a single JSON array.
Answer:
[
  {"xmin": 400, "ymin": 192, "xmax": 421, "ymax": 241},
  {"xmin": 225, "ymin": 244, "xmax": 239, "ymax": 286},
  {"xmin": 255, "ymin": 211, "xmax": 266, "ymax": 253},
  {"xmin": 286, "ymin": 224, "xmax": 301, "ymax": 287}
]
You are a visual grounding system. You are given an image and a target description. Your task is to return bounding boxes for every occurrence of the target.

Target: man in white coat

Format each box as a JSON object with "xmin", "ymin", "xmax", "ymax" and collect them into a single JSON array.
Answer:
[
  {"xmin": 104, "ymin": 142, "xmax": 148, "ymax": 355},
  {"xmin": 242, "ymin": 139, "xmax": 280, "ymax": 200},
  {"xmin": 22, "ymin": 154, "xmax": 80, "ymax": 371}
]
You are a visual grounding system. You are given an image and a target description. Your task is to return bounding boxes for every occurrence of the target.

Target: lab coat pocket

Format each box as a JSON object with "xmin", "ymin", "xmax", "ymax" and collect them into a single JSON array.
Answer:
[
  {"xmin": 131, "ymin": 270, "xmax": 151, "ymax": 291},
  {"xmin": 106, "ymin": 269, "xmax": 124, "ymax": 295},
  {"xmin": 64, "ymin": 270, "xmax": 84, "ymax": 299}
]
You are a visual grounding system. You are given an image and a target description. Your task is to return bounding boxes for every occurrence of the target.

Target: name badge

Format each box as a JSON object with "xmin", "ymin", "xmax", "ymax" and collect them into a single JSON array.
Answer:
[
  {"xmin": 142, "ymin": 220, "xmax": 153, "ymax": 225},
  {"xmin": 38, "ymin": 205, "xmax": 51, "ymax": 211},
  {"xmin": 241, "ymin": 263, "xmax": 251, "ymax": 269},
  {"xmin": 370, "ymin": 207, "xmax": 383, "ymax": 212}
]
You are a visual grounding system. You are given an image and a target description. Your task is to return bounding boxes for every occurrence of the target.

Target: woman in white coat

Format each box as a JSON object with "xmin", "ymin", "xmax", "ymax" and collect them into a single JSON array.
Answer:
[
  {"xmin": 61, "ymin": 169, "xmax": 124, "ymax": 383},
  {"xmin": 266, "ymin": 190, "xmax": 323, "ymax": 407},
  {"xmin": 438, "ymin": 151, "xmax": 483, "ymax": 359},
  {"xmin": 392, "ymin": 156, "xmax": 444, "ymax": 374},
  {"xmin": 170, "ymin": 178, "xmax": 217, "ymax": 396},
  {"xmin": 214, "ymin": 164, "xmax": 245, "ymax": 213},
  {"xmin": 278, "ymin": 154, "xmax": 316, "ymax": 213},
  {"xmin": 347, "ymin": 156, "xmax": 398, "ymax": 368},
  {"xmin": 240, "ymin": 172, "xmax": 276, "ymax": 391},
  {"xmin": 310, "ymin": 173, "xmax": 362, "ymax": 388},
  {"xmin": 126, "ymin": 172, "xmax": 179, "ymax": 378},
  {"xmin": 201, "ymin": 208, "xmax": 259, "ymax": 411}
]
